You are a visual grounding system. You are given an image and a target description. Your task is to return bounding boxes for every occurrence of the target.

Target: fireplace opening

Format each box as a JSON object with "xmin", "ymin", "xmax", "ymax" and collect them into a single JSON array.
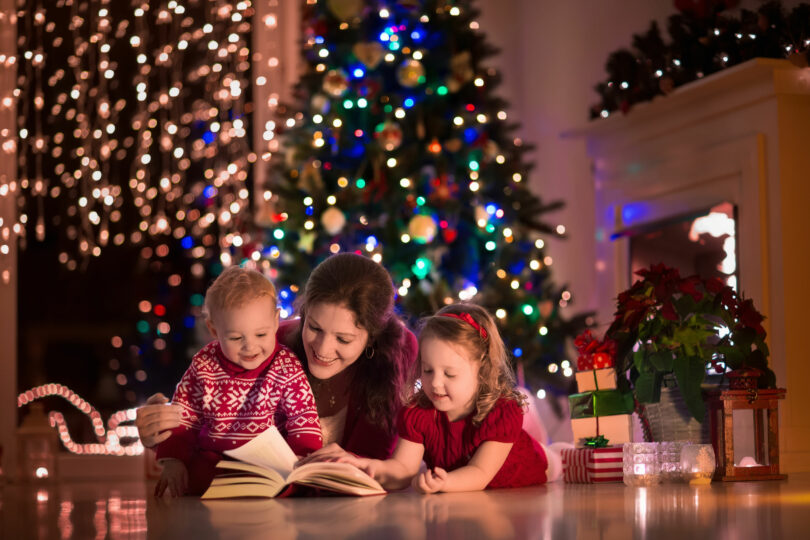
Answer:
[{"xmin": 623, "ymin": 202, "xmax": 738, "ymax": 291}]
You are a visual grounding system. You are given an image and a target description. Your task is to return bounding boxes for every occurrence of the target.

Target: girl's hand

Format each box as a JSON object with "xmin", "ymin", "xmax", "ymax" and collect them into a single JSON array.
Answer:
[
  {"xmin": 135, "ymin": 393, "xmax": 182, "ymax": 447},
  {"xmin": 154, "ymin": 459, "xmax": 188, "ymax": 498},
  {"xmin": 413, "ymin": 467, "xmax": 447, "ymax": 494},
  {"xmin": 295, "ymin": 443, "xmax": 354, "ymax": 466}
]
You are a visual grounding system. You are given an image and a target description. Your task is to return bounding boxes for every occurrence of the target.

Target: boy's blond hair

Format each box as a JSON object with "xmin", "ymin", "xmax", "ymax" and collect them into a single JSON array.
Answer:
[
  {"xmin": 204, "ymin": 266, "xmax": 277, "ymax": 321},
  {"xmin": 413, "ymin": 303, "xmax": 525, "ymax": 425}
]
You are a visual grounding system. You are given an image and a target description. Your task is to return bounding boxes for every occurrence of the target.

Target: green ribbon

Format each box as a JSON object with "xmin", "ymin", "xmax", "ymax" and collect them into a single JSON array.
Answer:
[
  {"xmin": 585, "ymin": 435, "xmax": 610, "ymax": 448},
  {"xmin": 569, "ymin": 390, "xmax": 634, "ymax": 419}
]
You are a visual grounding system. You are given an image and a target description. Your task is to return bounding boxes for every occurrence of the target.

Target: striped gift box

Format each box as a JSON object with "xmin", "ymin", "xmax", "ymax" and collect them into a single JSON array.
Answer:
[
  {"xmin": 561, "ymin": 447, "xmax": 591, "ymax": 483},
  {"xmin": 587, "ymin": 446, "xmax": 623, "ymax": 483},
  {"xmin": 561, "ymin": 446, "xmax": 623, "ymax": 483}
]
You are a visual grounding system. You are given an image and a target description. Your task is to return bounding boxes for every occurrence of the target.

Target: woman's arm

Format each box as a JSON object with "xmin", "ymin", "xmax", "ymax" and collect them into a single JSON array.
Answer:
[
  {"xmin": 414, "ymin": 441, "xmax": 513, "ymax": 494},
  {"xmin": 363, "ymin": 438, "xmax": 425, "ymax": 490},
  {"xmin": 134, "ymin": 393, "xmax": 182, "ymax": 447}
]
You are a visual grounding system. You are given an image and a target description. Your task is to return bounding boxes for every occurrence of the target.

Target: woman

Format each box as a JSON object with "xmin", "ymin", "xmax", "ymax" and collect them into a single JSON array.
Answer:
[{"xmin": 135, "ymin": 253, "xmax": 418, "ymax": 467}]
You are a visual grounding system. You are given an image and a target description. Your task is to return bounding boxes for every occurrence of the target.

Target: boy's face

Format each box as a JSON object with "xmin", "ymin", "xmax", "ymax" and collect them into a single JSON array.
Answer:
[{"xmin": 206, "ymin": 296, "xmax": 280, "ymax": 370}]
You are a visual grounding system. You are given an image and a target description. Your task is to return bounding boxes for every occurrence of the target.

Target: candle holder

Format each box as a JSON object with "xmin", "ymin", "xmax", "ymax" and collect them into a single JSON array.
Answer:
[
  {"xmin": 657, "ymin": 441, "xmax": 685, "ymax": 482},
  {"xmin": 623, "ymin": 442, "xmax": 661, "ymax": 486},
  {"xmin": 680, "ymin": 444, "xmax": 716, "ymax": 486}
]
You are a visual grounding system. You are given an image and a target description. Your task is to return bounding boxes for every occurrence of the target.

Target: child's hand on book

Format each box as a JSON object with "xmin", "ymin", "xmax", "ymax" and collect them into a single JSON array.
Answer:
[
  {"xmin": 412, "ymin": 467, "xmax": 447, "ymax": 494},
  {"xmin": 155, "ymin": 458, "xmax": 188, "ymax": 498}
]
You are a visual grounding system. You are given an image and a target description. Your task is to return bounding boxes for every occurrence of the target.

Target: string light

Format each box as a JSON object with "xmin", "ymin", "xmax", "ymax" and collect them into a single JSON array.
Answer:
[
  {"xmin": 8, "ymin": 0, "xmax": 255, "ymax": 274},
  {"xmin": 18, "ymin": 384, "xmax": 144, "ymax": 456}
]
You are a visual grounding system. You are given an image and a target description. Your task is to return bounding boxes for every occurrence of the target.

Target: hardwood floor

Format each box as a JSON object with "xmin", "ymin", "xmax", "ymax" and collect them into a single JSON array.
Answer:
[{"xmin": 2, "ymin": 473, "xmax": 809, "ymax": 539}]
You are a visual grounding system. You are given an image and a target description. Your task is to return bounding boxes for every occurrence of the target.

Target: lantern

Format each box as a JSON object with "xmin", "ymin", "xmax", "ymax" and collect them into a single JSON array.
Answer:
[
  {"xmin": 17, "ymin": 402, "xmax": 59, "ymax": 482},
  {"xmin": 706, "ymin": 384, "xmax": 787, "ymax": 481}
]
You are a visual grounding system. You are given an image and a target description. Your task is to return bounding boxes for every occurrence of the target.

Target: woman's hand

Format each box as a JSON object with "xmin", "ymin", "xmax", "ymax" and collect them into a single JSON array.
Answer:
[
  {"xmin": 413, "ymin": 467, "xmax": 447, "ymax": 494},
  {"xmin": 295, "ymin": 443, "xmax": 356, "ymax": 466},
  {"xmin": 135, "ymin": 393, "xmax": 182, "ymax": 448}
]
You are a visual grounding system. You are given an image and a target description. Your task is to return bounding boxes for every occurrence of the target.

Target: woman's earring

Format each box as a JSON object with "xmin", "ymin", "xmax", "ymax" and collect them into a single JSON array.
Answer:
[{"xmin": 365, "ymin": 346, "xmax": 375, "ymax": 359}]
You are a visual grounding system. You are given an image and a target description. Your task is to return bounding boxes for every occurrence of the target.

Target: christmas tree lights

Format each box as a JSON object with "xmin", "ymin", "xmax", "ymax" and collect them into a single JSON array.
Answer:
[{"xmin": 247, "ymin": 0, "xmax": 588, "ymax": 391}]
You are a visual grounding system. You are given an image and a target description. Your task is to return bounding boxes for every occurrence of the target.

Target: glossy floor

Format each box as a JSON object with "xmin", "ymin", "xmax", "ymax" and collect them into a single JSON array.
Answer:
[{"xmin": 2, "ymin": 473, "xmax": 810, "ymax": 539}]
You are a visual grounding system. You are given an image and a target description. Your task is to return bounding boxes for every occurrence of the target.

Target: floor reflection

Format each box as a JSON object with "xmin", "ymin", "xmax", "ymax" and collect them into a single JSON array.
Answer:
[{"xmin": 2, "ymin": 475, "xmax": 809, "ymax": 539}]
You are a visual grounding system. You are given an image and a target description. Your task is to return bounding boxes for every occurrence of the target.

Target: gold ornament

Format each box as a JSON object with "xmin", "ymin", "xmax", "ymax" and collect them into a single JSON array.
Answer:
[
  {"xmin": 447, "ymin": 51, "xmax": 474, "ymax": 92},
  {"xmin": 397, "ymin": 59, "xmax": 425, "ymax": 88},
  {"xmin": 408, "ymin": 214, "xmax": 438, "ymax": 243},
  {"xmin": 323, "ymin": 69, "xmax": 350, "ymax": 97},
  {"xmin": 374, "ymin": 121, "xmax": 403, "ymax": 151},
  {"xmin": 300, "ymin": 162, "xmax": 324, "ymax": 195},
  {"xmin": 539, "ymin": 300, "xmax": 554, "ymax": 319},
  {"xmin": 310, "ymin": 93, "xmax": 331, "ymax": 114},
  {"xmin": 444, "ymin": 138, "xmax": 462, "ymax": 152},
  {"xmin": 297, "ymin": 232, "xmax": 316, "ymax": 254},
  {"xmin": 353, "ymin": 42, "xmax": 384, "ymax": 69},
  {"xmin": 326, "ymin": 0, "xmax": 364, "ymax": 21},
  {"xmin": 321, "ymin": 206, "xmax": 347, "ymax": 235}
]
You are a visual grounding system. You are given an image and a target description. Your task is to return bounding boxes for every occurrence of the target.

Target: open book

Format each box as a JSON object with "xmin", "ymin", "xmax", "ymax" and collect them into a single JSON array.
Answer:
[{"xmin": 200, "ymin": 426, "xmax": 386, "ymax": 498}]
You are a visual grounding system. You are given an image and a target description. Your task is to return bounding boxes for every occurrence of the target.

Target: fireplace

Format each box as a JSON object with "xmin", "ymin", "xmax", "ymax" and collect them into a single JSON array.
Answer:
[{"xmin": 571, "ymin": 58, "xmax": 810, "ymax": 472}]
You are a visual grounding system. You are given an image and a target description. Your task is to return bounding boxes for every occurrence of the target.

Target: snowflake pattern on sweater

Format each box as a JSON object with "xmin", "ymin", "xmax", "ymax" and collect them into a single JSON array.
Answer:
[{"xmin": 156, "ymin": 341, "xmax": 322, "ymax": 463}]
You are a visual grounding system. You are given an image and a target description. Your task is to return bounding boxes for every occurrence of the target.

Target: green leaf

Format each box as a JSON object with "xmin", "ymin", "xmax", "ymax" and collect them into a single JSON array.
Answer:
[
  {"xmin": 673, "ymin": 355, "xmax": 707, "ymax": 422},
  {"xmin": 635, "ymin": 371, "xmax": 660, "ymax": 403},
  {"xmin": 633, "ymin": 349, "xmax": 646, "ymax": 373},
  {"xmin": 649, "ymin": 350, "xmax": 674, "ymax": 371}
]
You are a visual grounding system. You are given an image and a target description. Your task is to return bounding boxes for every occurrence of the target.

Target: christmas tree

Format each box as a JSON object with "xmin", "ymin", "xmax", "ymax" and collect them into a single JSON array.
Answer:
[{"xmin": 254, "ymin": 0, "xmax": 588, "ymax": 393}]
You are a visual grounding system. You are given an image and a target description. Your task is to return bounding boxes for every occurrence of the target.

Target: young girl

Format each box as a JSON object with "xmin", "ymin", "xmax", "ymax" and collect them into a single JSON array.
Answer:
[{"xmin": 341, "ymin": 303, "xmax": 560, "ymax": 493}]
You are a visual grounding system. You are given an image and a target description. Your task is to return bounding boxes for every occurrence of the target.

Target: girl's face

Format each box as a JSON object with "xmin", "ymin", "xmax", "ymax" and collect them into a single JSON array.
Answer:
[
  {"xmin": 302, "ymin": 302, "xmax": 369, "ymax": 380},
  {"xmin": 206, "ymin": 296, "xmax": 279, "ymax": 370},
  {"xmin": 419, "ymin": 336, "xmax": 480, "ymax": 422}
]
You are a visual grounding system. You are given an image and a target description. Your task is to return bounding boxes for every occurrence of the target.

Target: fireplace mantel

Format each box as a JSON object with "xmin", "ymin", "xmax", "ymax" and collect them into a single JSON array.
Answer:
[{"xmin": 570, "ymin": 58, "xmax": 810, "ymax": 472}]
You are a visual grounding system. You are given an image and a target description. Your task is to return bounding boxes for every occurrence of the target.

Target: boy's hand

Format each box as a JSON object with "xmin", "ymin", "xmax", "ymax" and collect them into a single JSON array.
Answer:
[
  {"xmin": 413, "ymin": 467, "xmax": 447, "ymax": 494},
  {"xmin": 154, "ymin": 459, "xmax": 188, "ymax": 498}
]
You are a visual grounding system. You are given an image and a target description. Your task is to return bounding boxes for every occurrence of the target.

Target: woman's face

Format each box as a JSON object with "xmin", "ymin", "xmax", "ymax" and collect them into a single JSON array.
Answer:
[{"xmin": 302, "ymin": 302, "xmax": 369, "ymax": 380}]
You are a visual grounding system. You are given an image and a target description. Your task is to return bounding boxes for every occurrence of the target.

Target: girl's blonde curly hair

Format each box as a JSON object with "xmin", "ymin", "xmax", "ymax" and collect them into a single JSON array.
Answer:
[{"xmin": 411, "ymin": 303, "xmax": 526, "ymax": 425}]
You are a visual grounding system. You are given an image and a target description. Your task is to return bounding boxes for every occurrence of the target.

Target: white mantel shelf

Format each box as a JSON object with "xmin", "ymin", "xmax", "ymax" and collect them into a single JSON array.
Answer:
[
  {"xmin": 568, "ymin": 57, "xmax": 810, "ymax": 474},
  {"xmin": 567, "ymin": 58, "xmax": 810, "ymax": 148}
]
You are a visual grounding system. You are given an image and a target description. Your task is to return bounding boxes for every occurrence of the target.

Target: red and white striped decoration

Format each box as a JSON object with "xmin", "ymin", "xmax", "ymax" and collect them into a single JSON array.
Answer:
[
  {"xmin": 561, "ymin": 446, "xmax": 623, "ymax": 483},
  {"xmin": 561, "ymin": 447, "xmax": 591, "ymax": 483},
  {"xmin": 587, "ymin": 446, "xmax": 623, "ymax": 483}
]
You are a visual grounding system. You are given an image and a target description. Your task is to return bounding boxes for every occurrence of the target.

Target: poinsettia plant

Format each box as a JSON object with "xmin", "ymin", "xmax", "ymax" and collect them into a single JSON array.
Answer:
[{"xmin": 606, "ymin": 263, "xmax": 774, "ymax": 423}]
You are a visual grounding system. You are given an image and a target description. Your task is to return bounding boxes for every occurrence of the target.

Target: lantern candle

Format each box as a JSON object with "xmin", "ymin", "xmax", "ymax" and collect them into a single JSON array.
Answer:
[{"xmin": 680, "ymin": 444, "xmax": 716, "ymax": 485}]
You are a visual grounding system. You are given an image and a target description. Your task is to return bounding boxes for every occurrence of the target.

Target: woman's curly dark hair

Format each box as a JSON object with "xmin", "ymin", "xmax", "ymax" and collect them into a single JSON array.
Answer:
[{"xmin": 292, "ymin": 253, "xmax": 415, "ymax": 435}]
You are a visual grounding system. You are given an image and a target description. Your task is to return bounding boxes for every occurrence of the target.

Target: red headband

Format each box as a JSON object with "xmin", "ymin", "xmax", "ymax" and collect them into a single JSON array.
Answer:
[{"xmin": 439, "ymin": 312, "xmax": 488, "ymax": 340}]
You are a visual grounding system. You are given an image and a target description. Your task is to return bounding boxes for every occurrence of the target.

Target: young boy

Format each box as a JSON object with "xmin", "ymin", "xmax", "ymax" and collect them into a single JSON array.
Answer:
[{"xmin": 155, "ymin": 267, "xmax": 322, "ymax": 497}]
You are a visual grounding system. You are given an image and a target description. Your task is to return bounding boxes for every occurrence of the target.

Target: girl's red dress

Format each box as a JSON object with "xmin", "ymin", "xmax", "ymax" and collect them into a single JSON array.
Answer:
[{"xmin": 398, "ymin": 398, "xmax": 549, "ymax": 488}]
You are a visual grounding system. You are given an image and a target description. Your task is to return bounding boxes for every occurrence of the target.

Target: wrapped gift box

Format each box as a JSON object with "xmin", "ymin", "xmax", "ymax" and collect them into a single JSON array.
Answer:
[
  {"xmin": 561, "ymin": 446, "xmax": 623, "ymax": 483},
  {"xmin": 569, "ymin": 390, "xmax": 634, "ymax": 448},
  {"xmin": 571, "ymin": 415, "xmax": 633, "ymax": 448},
  {"xmin": 575, "ymin": 368, "xmax": 616, "ymax": 393}
]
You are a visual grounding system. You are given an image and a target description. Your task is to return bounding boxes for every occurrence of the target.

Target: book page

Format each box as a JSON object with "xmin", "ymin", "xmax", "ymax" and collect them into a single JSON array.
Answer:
[
  {"xmin": 223, "ymin": 425, "xmax": 297, "ymax": 477},
  {"xmin": 201, "ymin": 482, "xmax": 285, "ymax": 499},
  {"xmin": 287, "ymin": 461, "xmax": 385, "ymax": 495}
]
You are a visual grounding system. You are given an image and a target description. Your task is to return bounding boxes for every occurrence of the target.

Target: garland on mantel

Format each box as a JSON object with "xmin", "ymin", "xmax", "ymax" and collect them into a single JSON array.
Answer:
[{"xmin": 590, "ymin": 0, "xmax": 810, "ymax": 119}]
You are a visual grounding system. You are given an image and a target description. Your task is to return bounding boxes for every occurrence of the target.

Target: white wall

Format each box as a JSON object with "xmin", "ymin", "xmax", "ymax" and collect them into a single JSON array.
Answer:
[{"xmin": 478, "ymin": 0, "xmax": 801, "ymax": 332}]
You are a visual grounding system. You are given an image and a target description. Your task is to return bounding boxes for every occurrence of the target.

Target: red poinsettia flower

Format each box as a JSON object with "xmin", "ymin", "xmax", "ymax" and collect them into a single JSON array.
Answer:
[
  {"xmin": 678, "ymin": 275, "xmax": 704, "ymax": 302},
  {"xmin": 737, "ymin": 298, "xmax": 766, "ymax": 336},
  {"xmin": 660, "ymin": 300, "xmax": 678, "ymax": 321},
  {"xmin": 705, "ymin": 277, "xmax": 726, "ymax": 294}
]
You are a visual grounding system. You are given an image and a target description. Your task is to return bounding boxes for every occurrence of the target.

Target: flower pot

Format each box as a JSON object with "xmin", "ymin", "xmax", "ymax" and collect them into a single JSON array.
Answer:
[{"xmin": 641, "ymin": 376, "xmax": 710, "ymax": 443}]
